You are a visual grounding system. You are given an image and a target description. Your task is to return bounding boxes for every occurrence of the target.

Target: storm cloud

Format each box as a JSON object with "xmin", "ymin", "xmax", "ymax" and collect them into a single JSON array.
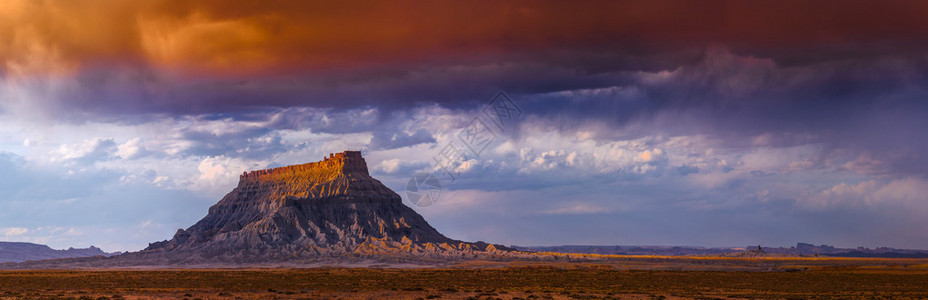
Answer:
[{"xmin": 1, "ymin": 1, "xmax": 927, "ymax": 251}]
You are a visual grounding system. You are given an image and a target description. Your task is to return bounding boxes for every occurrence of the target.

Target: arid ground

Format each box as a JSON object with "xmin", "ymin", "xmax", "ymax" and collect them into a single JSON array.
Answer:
[{"xmin": 2, "ymin": 256, "xmax": 927, "ymax": 299}]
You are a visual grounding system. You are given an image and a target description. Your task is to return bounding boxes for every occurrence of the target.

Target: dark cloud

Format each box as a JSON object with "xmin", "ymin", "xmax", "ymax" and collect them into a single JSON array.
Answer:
[
  {"xmin": 171, "ymin": 124, "xmax": 277, "ymax": 158},
  {"xmin": 4, "ymin": 1, "xmax": 928, "ymax": 118},
  {"xmin": 511, "ymin": 49, "xmax": 928, "ymax": 177},
  {"xmin": 369, "ymin": 129, "xmax": 435, "ymax": 150}
]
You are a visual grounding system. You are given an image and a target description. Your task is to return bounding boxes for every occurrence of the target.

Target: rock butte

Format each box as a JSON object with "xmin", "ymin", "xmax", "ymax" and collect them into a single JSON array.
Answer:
[{"xmin": 137, "ymin": 151, "xmax": 516, "ymax": 264}]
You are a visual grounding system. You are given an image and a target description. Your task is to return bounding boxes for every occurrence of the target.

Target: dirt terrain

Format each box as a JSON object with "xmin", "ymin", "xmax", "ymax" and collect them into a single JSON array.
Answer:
[{"xmin": 1, "ymin": 257, "xmax": 927, "ymax": 299}]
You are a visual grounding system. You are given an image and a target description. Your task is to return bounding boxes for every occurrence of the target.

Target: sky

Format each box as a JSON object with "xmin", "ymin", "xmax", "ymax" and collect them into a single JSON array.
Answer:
[{"xmin": 1, "ymin": 0, "xmax": 927, "ymax": 252}]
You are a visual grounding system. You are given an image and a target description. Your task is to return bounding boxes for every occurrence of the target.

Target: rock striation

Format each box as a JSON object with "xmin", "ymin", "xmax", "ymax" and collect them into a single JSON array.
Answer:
[{"xmin": 141, "ymin": 151, "xmax": 511, "ymax": 263}]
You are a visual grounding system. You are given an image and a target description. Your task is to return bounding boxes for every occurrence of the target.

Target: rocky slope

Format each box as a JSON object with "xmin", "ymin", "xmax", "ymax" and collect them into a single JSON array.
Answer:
[
  {"xmin": 135, "ymin": 151, "xmax": 513, "ymax": 264},
  {"xmin": 0, "ymin": 242, "xmax": 115, "ymax": 263}
]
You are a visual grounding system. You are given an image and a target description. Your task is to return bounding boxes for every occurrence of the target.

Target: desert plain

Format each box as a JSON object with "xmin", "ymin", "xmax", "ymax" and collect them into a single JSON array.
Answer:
[{"xmin": 2, "ymin": 255, "xmax": 927, "ymax": 299}]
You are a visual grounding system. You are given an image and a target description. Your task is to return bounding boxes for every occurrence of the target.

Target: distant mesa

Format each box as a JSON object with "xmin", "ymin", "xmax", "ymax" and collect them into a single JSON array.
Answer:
[
  {"xmin": 512, "ymin": 243, "xmax": 928, "ymax": 258},
  {"xmin": 751, "ymin": 243, "xmax": 928, "ymax": 258}
]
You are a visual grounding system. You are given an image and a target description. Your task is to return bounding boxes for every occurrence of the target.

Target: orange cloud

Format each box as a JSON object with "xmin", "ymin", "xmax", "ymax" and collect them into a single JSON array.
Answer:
[
  {"xmin": 0, "ymin": 0, "xmax": 143, "ymax": 76},
  {"xmin": 2, "ymin": 0, "xmax": 928, "ymax": 78},
  {"xmin": 138, "ymin": 12, "xmax": 273, "ymax": 72}
]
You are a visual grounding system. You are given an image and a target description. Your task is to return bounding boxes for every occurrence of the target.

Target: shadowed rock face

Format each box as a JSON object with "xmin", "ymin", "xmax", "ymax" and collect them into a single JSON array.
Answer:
[{"xmin": 144, "ymin": 151, "xmax": 504, "ymax": 260}]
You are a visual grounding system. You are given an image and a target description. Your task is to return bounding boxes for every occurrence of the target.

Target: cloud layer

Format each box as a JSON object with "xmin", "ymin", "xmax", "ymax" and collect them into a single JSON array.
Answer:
[
  {"xmin": 1, "ymin": 1, "xmax": 927, "ymax": 251},
  {"xmin": 4, "ymin": 1, "xmax": 928, "ymax": 116}
]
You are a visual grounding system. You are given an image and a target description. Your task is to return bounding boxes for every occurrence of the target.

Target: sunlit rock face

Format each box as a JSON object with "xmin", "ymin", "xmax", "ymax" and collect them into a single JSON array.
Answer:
[{"xmin": 143, "ymin": 151, "xmax": 509, "ymax": 262}]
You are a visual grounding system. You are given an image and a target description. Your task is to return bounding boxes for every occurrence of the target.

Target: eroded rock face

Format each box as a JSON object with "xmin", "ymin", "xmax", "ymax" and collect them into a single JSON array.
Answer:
[{"xmin": 144, "ymin": 151, "xmax": 505, "ymax": 261}]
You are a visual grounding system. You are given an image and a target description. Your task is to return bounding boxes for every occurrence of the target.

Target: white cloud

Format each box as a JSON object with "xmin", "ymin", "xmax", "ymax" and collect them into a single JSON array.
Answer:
[
  {"xmin": 193, "ymin": 155, "xmax": 265, "ymax": 196},
  {"xmin": 3, "ymin": 227, "xmax": 29, "ymax": 236},
  {"xmin": 63, "ymin": 227, "xmax": 82, "ymax": 236},
  {"xmin": 49, "ymin": 137, "xmax": 116, "ymax": 163},
  {"xmin": 116, "ymin": 137, "xmax": 145, "ymax": 159},
  {"xmin": 510, "ymin": 124, "xmax": 675, "ymax": 175},
  {"xmin": 803, "ymin": 177, "xmax": 928, "ymax": 210},
  {"xmin": 376, "ymin": 159, "xmax": 403, "ymax": 173},
  {"xmin": 873, "ymin": 177, "xmax": 928, "ymax": 206}
]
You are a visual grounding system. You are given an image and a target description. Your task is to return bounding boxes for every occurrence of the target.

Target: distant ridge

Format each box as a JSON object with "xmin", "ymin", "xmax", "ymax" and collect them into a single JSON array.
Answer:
[
  {"xmin": 512, "ymin": 245, "xmax": 736, "ymax": 256},
  {"xmin": 514, "ymin": 243, "xmax": 928, "ymax": 258},
  {"xmin": 0, "ymin": 242, "xmax": 116, "ymax": 263},
  {"xmin": 750, "ymin": 243, "xmax": 928, "ymax": 258}
]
